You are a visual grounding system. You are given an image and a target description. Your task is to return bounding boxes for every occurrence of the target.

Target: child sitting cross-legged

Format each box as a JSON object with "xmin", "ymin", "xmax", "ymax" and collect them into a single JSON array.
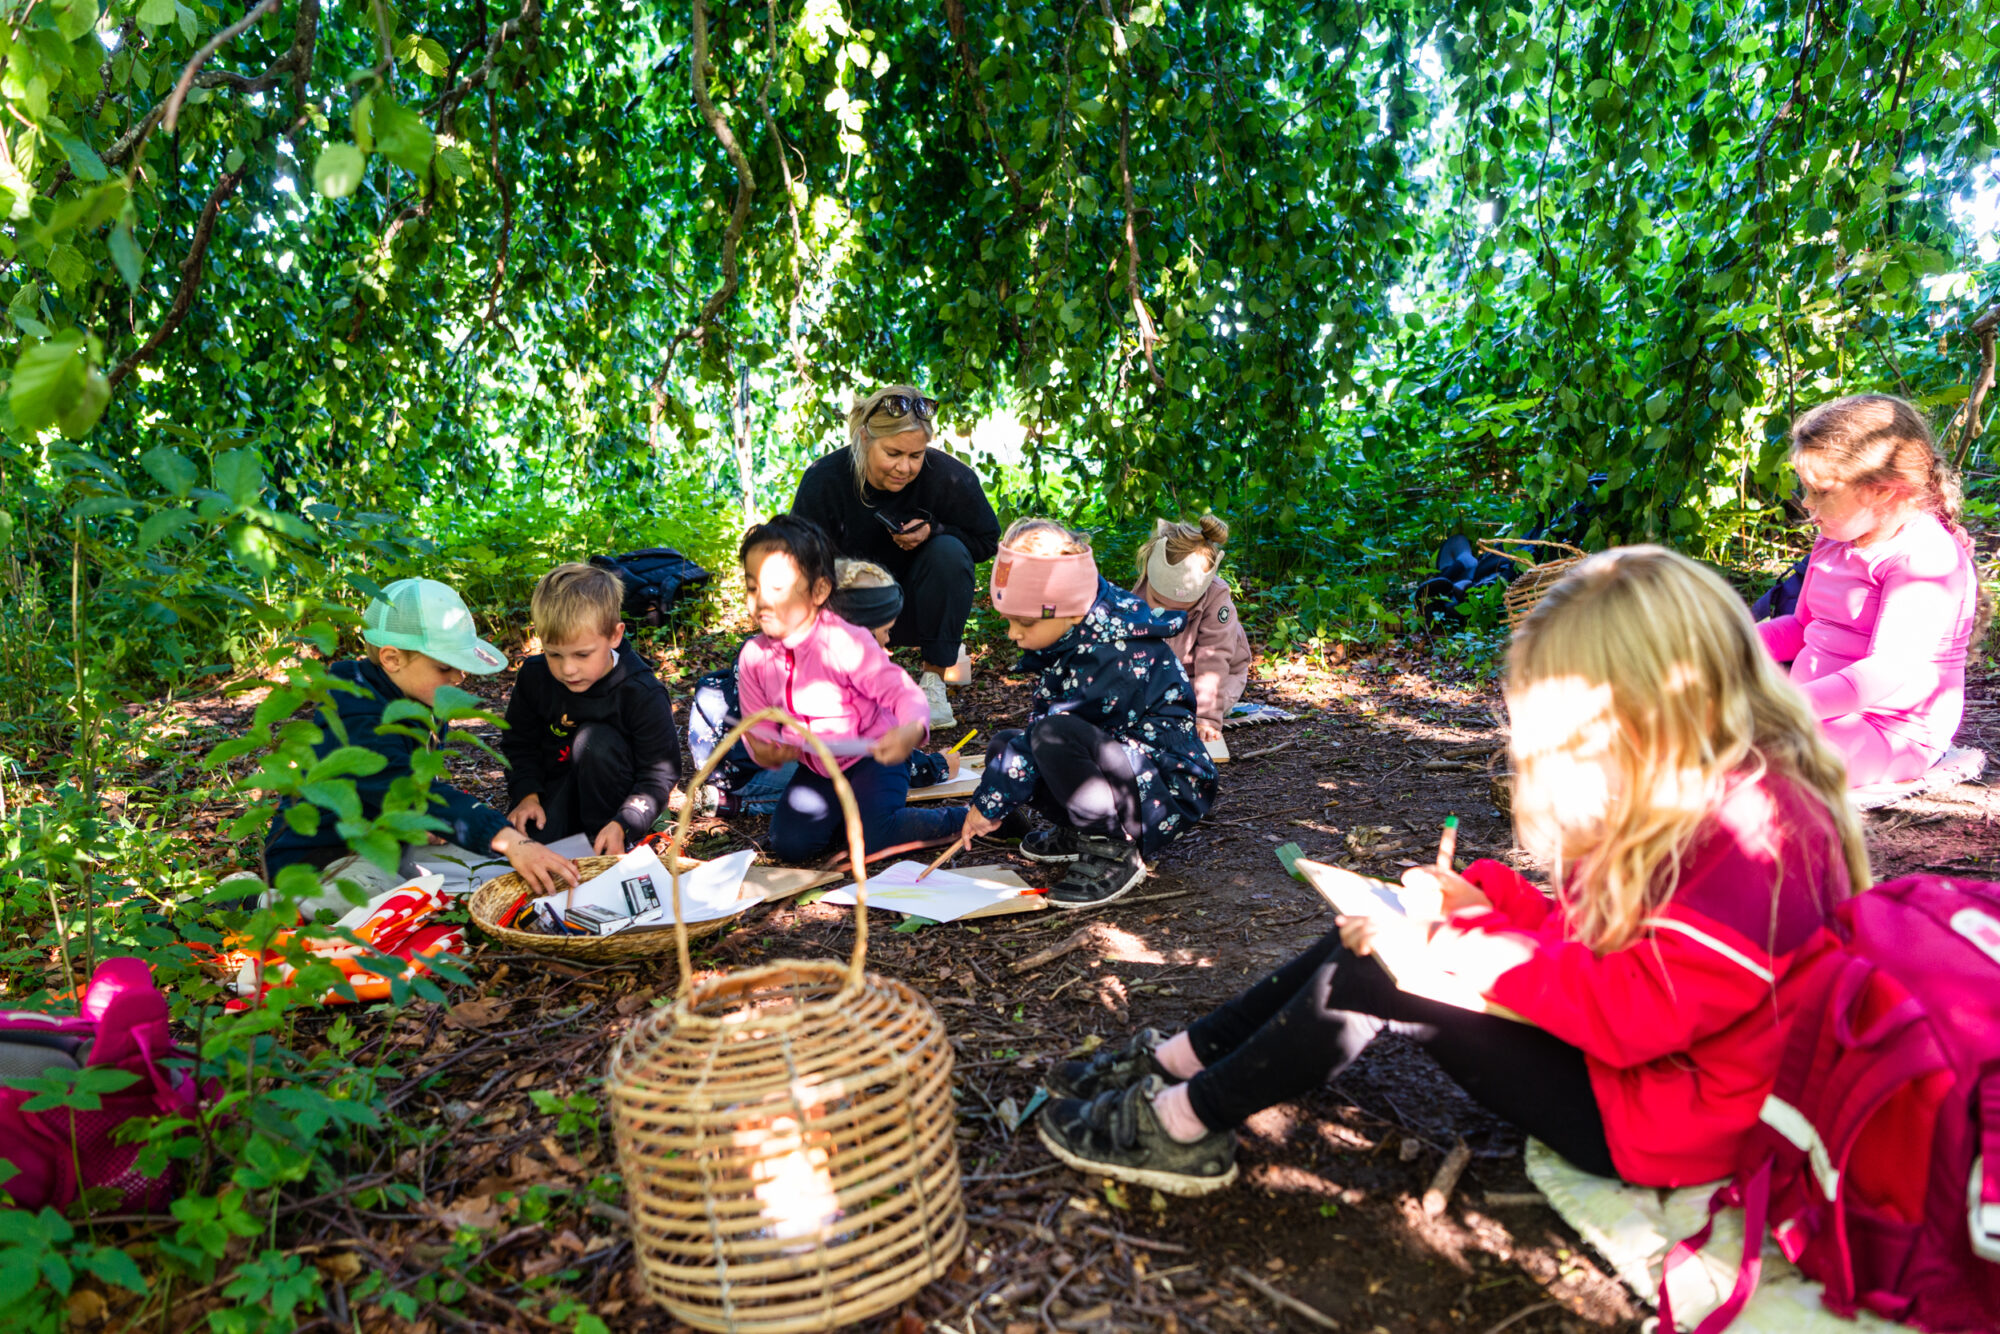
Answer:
[
  {"xmin": 502, "ymin": 563, "xmax": 683, "ymax": 856},
  {"xmin": 1756, "ymin": 393, "xmax": 1983, "ymax": 788},
  {"xmin": 1131, "ymin": 514, "xmax": 1251, "ymax": 742},
  {"xmin": 263, "ymin": 579, "xmax": 581, "ymax": 918},
  {"xmin": 956, "ymin": 519, "xmax": 1218, "ymax": 909},
  {"xmin": 1034, "ymin": 547, "xmax": 1865, "ymax": 1195},
  {"xmin": 735, "ymin": 516, "xmax": 967, "ymax": 861},
  {"xmin": 686, "ymin": 558, "xmax": 964, "ymax": 816}
]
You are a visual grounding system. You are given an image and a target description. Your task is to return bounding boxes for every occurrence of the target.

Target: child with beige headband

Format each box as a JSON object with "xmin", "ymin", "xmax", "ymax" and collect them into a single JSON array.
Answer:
[{"xmin": 1133, "ymin": 515, "xmax": 1251, "ymax": 742}]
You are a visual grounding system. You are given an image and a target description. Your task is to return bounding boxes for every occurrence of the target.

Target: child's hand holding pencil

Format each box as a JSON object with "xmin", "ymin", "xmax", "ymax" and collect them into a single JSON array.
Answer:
[{"xmin": 1396, "ymin": 815, "xmax": 1492, "ymax": 917}]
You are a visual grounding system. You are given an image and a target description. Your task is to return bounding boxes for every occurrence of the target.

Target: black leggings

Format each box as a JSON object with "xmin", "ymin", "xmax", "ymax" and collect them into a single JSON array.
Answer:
[
  {"xmin": 989, "ymin": 714, "xmax": 1145, "ymax": 848},
  {"xmin": 1184, "ymin": 924, "xmax": 1617, "ymax": 1177}
]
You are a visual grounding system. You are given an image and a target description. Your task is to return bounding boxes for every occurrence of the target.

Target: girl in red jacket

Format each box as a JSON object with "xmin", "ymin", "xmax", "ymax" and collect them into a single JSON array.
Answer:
[{"xmin": 1035, "ymin": 546, "xmax": 1869, "ymax": 1196}]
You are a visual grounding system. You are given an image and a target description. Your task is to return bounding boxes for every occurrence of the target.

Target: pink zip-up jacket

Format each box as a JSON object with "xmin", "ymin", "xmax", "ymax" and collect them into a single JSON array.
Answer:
[
  {"xmin": 735, "ymin": 610, "xmax": 930, "ymax": 777},
  {"xmin": 1756, "ymin": 512, "xmax": 1977, "ymax": 752}
]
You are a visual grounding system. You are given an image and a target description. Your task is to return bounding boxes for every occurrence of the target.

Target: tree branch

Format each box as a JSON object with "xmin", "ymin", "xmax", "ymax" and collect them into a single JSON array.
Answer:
[
  {"xmin": 759, "ymin": 0, "xmax": 810, "ymax": 381},
  {"xmin": 164, "ymin": 0, "xmax": 283, "ymax": 133},
  {"xmin": 648, "ymin": 0, "xmax": 755, "ymax": 444},
  {"xmin": 430, "ymin": 0, "xmax": 543, "ymax": 131},
  {"xmin": 107, "ymin": 166, "xmax": 249, "ymax": 388},
  {"xmin": 945, "ymin": 0, "xmax": 1023, "ymax": 201},
  {"xmin": 1100, "ymin": 0, "xmax": 1161, "ymax": 391},
  {"xmin": 1954, "ymin": 304, "xmax": 1999, "ymax": 471}
]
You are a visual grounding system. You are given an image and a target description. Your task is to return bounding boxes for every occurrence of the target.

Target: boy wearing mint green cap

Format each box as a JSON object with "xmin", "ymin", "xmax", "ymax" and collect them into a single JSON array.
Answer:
[{"xmin": 263, "ymin": 578, "xmax": 580, "ymax": 918}]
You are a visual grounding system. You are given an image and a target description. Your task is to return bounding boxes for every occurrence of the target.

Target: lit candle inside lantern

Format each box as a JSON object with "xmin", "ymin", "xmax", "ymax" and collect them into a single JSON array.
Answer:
[{"xmin": 742, "ymin": 1114, "xmax": 839, "ymax": 1240}]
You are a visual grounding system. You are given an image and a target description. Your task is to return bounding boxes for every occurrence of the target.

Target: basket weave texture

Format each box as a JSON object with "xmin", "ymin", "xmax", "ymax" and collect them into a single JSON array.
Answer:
[
  {"xmin": 1478, "ymin": 538, "xmax": 1588, "ymax": 628},
  {"xmin": 469, "ymin": 854, "xmax": 718, "ymax": 962},
  {"xmin": 606, "ymin": 707, "xmax": 965, "ymax": 1332}
]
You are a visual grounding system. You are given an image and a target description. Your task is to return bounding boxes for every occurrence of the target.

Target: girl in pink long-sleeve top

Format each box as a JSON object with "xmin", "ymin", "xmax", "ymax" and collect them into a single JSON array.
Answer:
[
  {"xmin": 1757, "ymin": 394, "xmax": 1983, "ymax": 787},
  {"xmin": 734, "ymin": 514, "xmax": 965, "ymax": 861}
]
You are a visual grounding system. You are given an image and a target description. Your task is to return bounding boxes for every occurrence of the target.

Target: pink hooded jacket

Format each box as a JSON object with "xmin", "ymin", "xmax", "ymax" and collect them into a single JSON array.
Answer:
[
  {"xmin": 735, "ymin": 610, "xmax": 930, "ymax": 777},
  {"xmin": 1757, "ymin": 511, "xmax": 1977, "ymax": 754}
]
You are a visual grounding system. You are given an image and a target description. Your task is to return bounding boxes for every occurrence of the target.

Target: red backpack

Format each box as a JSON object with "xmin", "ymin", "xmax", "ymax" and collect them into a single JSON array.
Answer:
[{"xmin": 1663, "ymin": 875, "xmax": 2000, "ymax": 1332}]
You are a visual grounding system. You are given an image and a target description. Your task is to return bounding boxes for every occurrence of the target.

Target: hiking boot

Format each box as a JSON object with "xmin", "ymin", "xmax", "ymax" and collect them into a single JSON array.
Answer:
[
  {"xmin": 1036, "ymin": 1076, "xmax": 1237, "ymax": 1197},
  {"xmin": 1047, "ymin": 1028, "xmax": 1173, "ymax": 1100},
  {"xmin": 919, "ymin": 671, "xmax": 956, "ymax": 728},
  {"xmin": 1048, "ymin": 836, "xmax": 1146, "ymax": 909},
  {"xmin": 1020, "ymin": 824, "xmax": 1084, "ymax": 863}
]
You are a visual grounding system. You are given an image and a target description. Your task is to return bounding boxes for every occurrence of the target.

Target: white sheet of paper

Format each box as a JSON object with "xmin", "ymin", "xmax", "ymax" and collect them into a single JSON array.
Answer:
[
  {"xmin": 543, "ymin": 833, "xmax": 595, "ymax": 860},
  {"xmin": 532, "ymin": 846, "xmax": 758, "ymax": 928},
  {"xmin": 820, "ymin": 860, "xmax": 1040, "ymax": 922}
]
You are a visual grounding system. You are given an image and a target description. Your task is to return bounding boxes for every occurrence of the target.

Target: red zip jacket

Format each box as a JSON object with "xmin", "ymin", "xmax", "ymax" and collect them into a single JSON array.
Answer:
[{"xmin": 1428, "ymin": 770, "xmax": 1850, "ymax": 1186}]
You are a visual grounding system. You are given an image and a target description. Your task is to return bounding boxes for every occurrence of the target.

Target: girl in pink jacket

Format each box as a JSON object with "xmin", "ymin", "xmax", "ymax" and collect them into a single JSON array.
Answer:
[
  {"xmin": 1757, "ymin": 395, "xmax": 1982, "ymax": 787},
  {"xmin": 735, "ymin": 515, "xmax": 966, "ymax": 861},
  {"xmin": 1131, "ymin": 515, "xmax": 1252, "ymax": 741}
]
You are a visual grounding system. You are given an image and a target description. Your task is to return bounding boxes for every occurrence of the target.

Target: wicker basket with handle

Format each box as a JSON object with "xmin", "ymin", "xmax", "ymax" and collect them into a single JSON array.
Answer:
[
  {"xmin": 606, "ymin": 707, "xmax": 965, "ymax": 1333},
  {"xmin": 1477, "ymin": 538, "xmax": 1589, "ymax": 628}
]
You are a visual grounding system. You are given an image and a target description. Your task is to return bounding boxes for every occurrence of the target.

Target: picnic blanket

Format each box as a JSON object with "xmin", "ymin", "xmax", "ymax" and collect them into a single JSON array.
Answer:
[{"xmin": 1524, "ymin": 1139, "xmax": 1908, "ymax": 1333}]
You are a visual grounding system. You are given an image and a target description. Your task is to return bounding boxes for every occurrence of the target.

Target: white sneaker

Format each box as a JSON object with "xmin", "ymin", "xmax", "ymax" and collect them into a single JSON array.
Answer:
[
  {"xmin": 920, "ymin": 671, "xmax": 956, "ymax": 728},
  {"xmin": 942, "ymin": 645, "xmax": 974, "ymax": 685}
]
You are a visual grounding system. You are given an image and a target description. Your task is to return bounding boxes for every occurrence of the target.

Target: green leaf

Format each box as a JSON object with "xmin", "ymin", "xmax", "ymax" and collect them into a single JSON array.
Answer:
[
  {"xmin": 1273, "ymin": 841, "xmax": 1306, "ymax": 881},
  {"xmin": 76, "ymin": 1244, "xmax": 147, "ymax": 1296},
  {"xmin": 9, "ymin": 332, "xmax": 89, "ymax": 432},
  {"xmin": 413, "ymin": 36, "xmax": 450, "ymax": 76},
  {"xmin": 45, "ymin": 243, "xmax": 91, "ymax": 293},
  {"xmin": 52, "ymin": 133, "xmax": 108, "ymax": 182},
  {"xmin": 58, "ymin": 367, "xmax": 110, "ymax": 440},
  {"xmin": 109, "ymin": 219, "xmax": 143, "ymax": 291},
  {"xmin": 370, "ymin": 96, "xmax": 436, "ymax": 175},
  {"xmin": 213, "ymin": 449, "xmax": 264, "ymax": 506},
  {"xmin": 137, "ymin": 507, "xmax": 196, "ymax": 550},
  {"xmin": 142, "ymin": 445, "xmax": 199, "ymax": 497},
  {"xmin": 351, "ymin": 92, "xmax": 375, "ymax": 154},
  {"xmin": 305, "ymin": 746, "xmax": 389, "ymax": 782},
  {"xmin": 138, "ymin": 0, "xmax": 174, "ymax": 25},
  {"xmin": 54, "ymin": 0, "xmax": 96, "ymax": 41},
  {"xmin": 314, "ymin": 143, "xmax": 367, "ymax": 199}
]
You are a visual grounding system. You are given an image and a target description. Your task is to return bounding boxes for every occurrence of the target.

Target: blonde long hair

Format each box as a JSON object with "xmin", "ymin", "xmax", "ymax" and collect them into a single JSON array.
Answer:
[{"xmin": 1507, "ymin": 546, "xmax": 1869, "ymax": 952}]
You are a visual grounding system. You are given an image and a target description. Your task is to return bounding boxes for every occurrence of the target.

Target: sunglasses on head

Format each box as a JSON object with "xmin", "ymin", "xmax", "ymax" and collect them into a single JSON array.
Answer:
[{"xmin": 865, "ymin": 394, "xmax": 934, "ymax": 427}]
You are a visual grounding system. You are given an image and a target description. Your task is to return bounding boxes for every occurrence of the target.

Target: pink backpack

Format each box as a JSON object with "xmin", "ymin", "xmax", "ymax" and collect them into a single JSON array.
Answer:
[
  {"xmin": 1663, "ymin": 875, "xmax": 2000, "ymax": 1332},
  {"xmin": 0, "ymin": 957, "xmax": 203, "ymax": 1211}
]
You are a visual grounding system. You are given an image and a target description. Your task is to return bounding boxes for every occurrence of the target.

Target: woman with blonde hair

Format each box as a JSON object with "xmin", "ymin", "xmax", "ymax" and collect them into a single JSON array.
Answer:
[
  {"xmin": 1034, "ymin": 546, "xmax": 1864, "ymax": 1196},
  {"xmin": 1132, "ymin": 514, "xmax": 1251, "ymax": 741},
  {"xmin": 790, "ymin": 385, "xmax": 1001, "ymax": 727}
]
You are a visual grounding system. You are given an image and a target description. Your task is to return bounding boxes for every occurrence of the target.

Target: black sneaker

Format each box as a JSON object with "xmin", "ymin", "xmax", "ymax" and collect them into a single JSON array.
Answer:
[
  {"xmin": 1020, "ymin": 824, "xmax": 1084, "ymax": 862},
  {"xmin": 1047, "ymin": 837, "xmax": 1145, "ymax": 908},
  {"xmin": 1046, "ymin": 1028, "xmax": 1173, "ymax": 1100},
  {"xmin": 1035, "ymin": 1076, "xmax": 1237, "ymax": 1197}
]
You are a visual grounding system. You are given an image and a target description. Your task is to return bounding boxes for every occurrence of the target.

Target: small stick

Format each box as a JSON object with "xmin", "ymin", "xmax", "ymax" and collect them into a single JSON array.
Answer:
[
  {"xmin": 1227, "ymin": 1266, "xmax": 1341, "ymax": 1331},
  {"xmin": 1423, "ymin": 1136, "xmax": 1473, "ymax": 1216},
  {"xmin": 1436, "ymin": 814, "xmax": 1458, "ymax": 872},
  {"xmin": 1233, "ymin": 737, "xmax": 1297, "ymax": 762},
  {"xmin": 1007, "ymin": 925, "xmax": 1097, "ymax": 975},
  {"xmin": 915, "ymin": 830, "xmax": 967, "ymax": 882}
]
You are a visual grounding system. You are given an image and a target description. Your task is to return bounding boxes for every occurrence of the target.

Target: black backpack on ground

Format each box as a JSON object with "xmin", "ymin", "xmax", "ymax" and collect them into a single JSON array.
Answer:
[{"xmin": 590, "ymin": 548, "xmax": 712, "ymax": 626}]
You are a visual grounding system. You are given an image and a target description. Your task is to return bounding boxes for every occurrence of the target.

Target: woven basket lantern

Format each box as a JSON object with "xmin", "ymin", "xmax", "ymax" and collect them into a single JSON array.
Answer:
[
  {"xmin": 607, "ymin": 708, "xmax": 965, "ymax": 1333},
  {"xmin": 1477, "ymin": 538, "xmax": 1588, "ymax": 628}
]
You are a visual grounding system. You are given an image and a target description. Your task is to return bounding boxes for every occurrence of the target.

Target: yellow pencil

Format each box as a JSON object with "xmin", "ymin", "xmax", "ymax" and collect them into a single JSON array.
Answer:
[{"xmin": 945, "ymin": 728, "xmax": 978, "ymax": 754}]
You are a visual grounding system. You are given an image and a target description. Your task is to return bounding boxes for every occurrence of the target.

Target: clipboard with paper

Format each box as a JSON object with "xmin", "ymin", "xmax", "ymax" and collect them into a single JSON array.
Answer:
[{"xmin": 1293, "ymin": 858, "xmax": 1526, "ymax": 1021}]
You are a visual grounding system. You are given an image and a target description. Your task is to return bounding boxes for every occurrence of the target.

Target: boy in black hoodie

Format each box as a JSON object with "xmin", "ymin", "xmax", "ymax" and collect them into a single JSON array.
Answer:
[{"xmin": 503, "ymin": 564, "xmax": 682, "ymax": 855}]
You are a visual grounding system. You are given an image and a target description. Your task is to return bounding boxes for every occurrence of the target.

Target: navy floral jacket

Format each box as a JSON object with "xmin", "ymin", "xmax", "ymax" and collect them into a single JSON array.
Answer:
[{"xmin": 972, "ymin": 578, "xmax": 1218, "ymax": 847}]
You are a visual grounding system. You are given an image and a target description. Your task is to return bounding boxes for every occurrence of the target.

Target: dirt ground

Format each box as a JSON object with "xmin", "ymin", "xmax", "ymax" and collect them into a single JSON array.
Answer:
[{"xmin": 121, "ymin": 608, "xmax": 2000, "ymax": 1334}]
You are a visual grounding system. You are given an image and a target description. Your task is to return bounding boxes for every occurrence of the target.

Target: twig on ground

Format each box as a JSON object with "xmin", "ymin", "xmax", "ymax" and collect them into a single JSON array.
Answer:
[
  {"xmin": 1479, "ymin": 1191, "xmax": 1548, "ymax": 1207},
  {"xmin": 1480, "ymin": 1299, "xmax": 1562, "ymax": 1334},
  {"xmin": 1075, "ymin": 1223, "xmax": 1189, "ymax": 1254},
  {"xmin": 1423, "ymin": 1136, "xmax": 1473, "ymax": 1216},
  {"xmin": 1233, "ymin": 738, "xmax": 1299, "ymax": 762},
  {"xmin": 1008, "ymin": 926, "xmax": 1096, "ymax": 975},
  {"xmin": 1226, "ymin": 1265, "xmax": 1341, "ymax": 1330}
]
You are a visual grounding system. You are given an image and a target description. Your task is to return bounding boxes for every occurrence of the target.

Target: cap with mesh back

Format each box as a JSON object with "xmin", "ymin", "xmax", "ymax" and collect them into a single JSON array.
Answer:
[{"xmin": 361, "ymin": 579, "xmax": 507, "ymax": 675}]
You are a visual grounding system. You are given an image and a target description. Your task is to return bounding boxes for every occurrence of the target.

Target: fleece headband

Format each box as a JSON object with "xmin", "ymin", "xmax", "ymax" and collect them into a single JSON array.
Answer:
[
  {"xmin": 829, "ymin": 582, "xmax": 904, "ymax": 630},
  {"xmin": 1145, "ymin": 525, "xmax": 1217, "ymax": 604},
  {"xmin": 990, "ymin": 543, "xmax": 1098, "ymax": 619}
]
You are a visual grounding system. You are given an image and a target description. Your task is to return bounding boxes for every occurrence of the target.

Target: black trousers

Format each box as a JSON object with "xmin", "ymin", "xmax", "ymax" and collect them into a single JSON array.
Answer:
[
  {"xmin": 990, "ymin": 714, "xmax": 1146, "ymax": 849},
  {"xmin": 538, "ymin": 724, "xmax": 637, "ymax": 842},
  {"xmin": 881, "ymin": 533, "xmax": 974, "ymax": 667},
  {"xmin": 1184, "ymin": 925, "xmax": 1617, "ymax": 1177}
]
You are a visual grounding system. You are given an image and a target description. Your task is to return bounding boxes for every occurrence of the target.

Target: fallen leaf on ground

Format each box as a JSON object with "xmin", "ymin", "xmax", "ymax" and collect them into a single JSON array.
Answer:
[
  {"xmin": 65, "ymin": 1290, "xmax": 107, "ymax": 1329},
  {"xmin": 445, "ymin": 997, "xmax": 512, "ymax": 1029},
  {"xmin": 431, "ymin": 1194, "xmax": 503, "ymax": 1231},
  {"xmin": 615, "ymin": 987, "xmax": 657, "ymax": 1016},
  {"xmin": 316, "ymin": 1251, "xmax": 365, "ymax": 1283}
]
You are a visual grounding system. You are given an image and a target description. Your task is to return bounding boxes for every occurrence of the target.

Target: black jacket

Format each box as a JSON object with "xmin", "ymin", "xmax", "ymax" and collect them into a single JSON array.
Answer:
[
  {"xmin": 501, "ymin": 646, "xmax": 682, "ymax": 841},
  {"xmin": 790, "ymin": 445, "xmax": 1001, "ymax": 567},
  {"xmin": 972, "ymin": 579, "xmax": 1217, "ymax": 851},
  {"xmin": 265, "ymin": 659, "xmax": 511, "ymax": 874}
]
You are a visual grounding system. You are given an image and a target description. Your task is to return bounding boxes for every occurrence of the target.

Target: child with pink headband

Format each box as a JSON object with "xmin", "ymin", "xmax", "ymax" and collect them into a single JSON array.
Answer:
[{"xmin": 955, "ymin": 519, "xmax": 1218, "ymax": 908}]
